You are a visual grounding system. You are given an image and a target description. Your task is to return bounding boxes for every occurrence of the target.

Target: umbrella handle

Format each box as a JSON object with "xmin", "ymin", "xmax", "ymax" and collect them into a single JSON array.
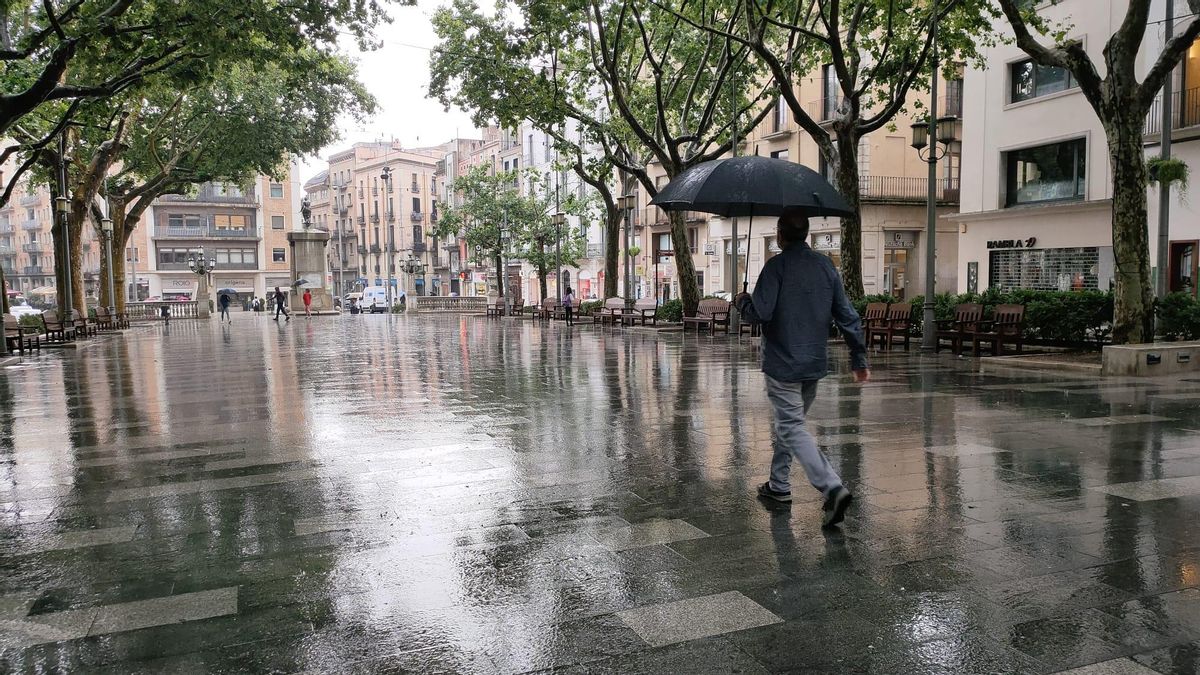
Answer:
[{"xmin": 742, "ymin": 210, "xmax": 753, "ymax": 292}]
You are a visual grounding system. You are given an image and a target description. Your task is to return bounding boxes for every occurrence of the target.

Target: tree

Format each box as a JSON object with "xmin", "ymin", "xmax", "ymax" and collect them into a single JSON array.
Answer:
[
  {"xmin": 996, "ymin": 0, "xmax": 1200, "ymax": 343},
  {"xmin": 429, "ymin": 0, "xmax": 629, "ymax": 300},
  {"xmin": 668, "ymin": 0, "xmax": 995, "ymax": 300}
]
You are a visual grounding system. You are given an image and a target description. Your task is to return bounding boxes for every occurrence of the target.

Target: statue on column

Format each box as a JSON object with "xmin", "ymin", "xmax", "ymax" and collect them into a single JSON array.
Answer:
[{"xmin": 301, "ymin": 196, "xmax": 312, "ymax": 230}]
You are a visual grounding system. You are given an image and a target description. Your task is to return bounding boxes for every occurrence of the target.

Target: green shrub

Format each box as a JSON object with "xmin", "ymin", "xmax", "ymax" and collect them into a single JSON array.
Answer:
[
  {"xmin": 905, "ymin": 289, "xmax": 1113, "ymax": 345},
  {"xmin": 390, "ymin": 302, "xmax": 406, "ymax": 313},
  {"xmin": 581, "ymin": 299, "xmax": 604, "ymax": 316},
  {"xmin": 1156, "ymin": 292, "xmax": 1200, "ymax": 341},
  {"xmin": 18, "ymin": 315, "xmax": 43, "ymax": 333},
  {"xmin": 657, "ymin": 298, "xmax": 683, "ymax": 322},
  {"xmin": 851, "ymin": 293, "xmax": 899, "ymax": 317}
]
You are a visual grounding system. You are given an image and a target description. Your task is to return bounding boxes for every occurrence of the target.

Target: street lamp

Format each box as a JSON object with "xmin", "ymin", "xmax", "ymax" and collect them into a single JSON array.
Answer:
[
  {"xmin": 552, "ymin": 212, "xmax": 566, "ymax": 300},
  {"xmin": 187, "ymin": 253, "xmax": 217, "ymax": 318},
  {"xmin": 381, "ymin": 167, "xmax": 393, "ymax": 305},
  {"xmin": 617, "ymin": 194, "xmax": 637, "ymax": 303},
  {"xmin": 101, "ymin": 213, "xmax": 115, "ymax": 320},
  {"xmin": 910, "ymin": 114, "xmax": 957, "ymax": 352}
]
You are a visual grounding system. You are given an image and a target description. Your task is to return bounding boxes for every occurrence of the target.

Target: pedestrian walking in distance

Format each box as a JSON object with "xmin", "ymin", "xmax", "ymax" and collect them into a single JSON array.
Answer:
[
  {"xmin": 218, "ymin": 293, "xmax": 231, "ymax": 323},
  {"xmin": 159, "ymin": 303, "xmax": 170, "ymax": 326},
  {"xmin": 735, "ymin": 207, "xmax": 870, "ymax": 528},
  {"xmin": 302, "ymin": 288, "xmax": 312, "ymax": 320},
  {"xmin": 562, "ymin": 286, "xmax": 575, "ymax": 326},
  {"xmin": 273, "ymin": 286, "xmax": 290, "ymax": 322}
]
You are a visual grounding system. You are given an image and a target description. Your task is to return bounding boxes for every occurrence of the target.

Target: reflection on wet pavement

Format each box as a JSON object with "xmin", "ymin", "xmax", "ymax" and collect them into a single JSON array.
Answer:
[{"xmin": 2, "ymin": 314, "xmax": 1200, "ymax": 673}]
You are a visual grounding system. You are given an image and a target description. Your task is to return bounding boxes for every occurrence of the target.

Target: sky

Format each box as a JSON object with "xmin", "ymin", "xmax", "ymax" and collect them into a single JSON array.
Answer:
[{"xmin": 297, "ymin": 1, "xmax": 483, "ymax": 184}]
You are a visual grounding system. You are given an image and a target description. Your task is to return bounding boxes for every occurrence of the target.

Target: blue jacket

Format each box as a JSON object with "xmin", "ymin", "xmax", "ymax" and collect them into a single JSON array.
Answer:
[{"xmin": 736, "ymin": 242, "xmax": 868, "ymax": 382}]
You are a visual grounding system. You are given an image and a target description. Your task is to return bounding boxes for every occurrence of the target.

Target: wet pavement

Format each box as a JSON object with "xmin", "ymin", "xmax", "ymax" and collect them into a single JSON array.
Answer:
[{"xmin": 2, "ymin": 313, "xmax": 1200, "ymax": 674}]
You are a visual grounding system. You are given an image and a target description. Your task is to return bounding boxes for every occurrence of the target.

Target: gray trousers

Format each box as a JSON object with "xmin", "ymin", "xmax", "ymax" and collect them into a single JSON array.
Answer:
[{"xmin": 765, "ymin": 375, "xmax": 842, "ymax": 496}]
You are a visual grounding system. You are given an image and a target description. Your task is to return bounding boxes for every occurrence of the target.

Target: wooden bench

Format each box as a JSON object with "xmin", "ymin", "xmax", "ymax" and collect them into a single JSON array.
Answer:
[
  {"xmin": 619, "ymin": 299, "xmax": 658, "ymax": 326},
  {"xmin": 536, "ymin": 297, "xmax": 559, "ymax": 321},
  {"xmin": 552, "ymin": 298, "xmax": 581, "ymax": 320},
  {"xmin": 594, "ymin": 298, "xmax": 626, "ymax": 325},
  {"xmin": 972, "ymin": 304, "xmax": 1026, "ymax": 356},
  {"xmin": 485, "ymin": 300, "xmax": 505, "ymax": 318},
  {"xmin": 682, "ymin": 298, "xmax": 731, "ymax": 333},
  {"xmin": 4, "ymin": 315, "xmax": 40, "ymax": 354},
  {"xmin": 95, "ymin": 306, "xmax": 125, "ymax": 331},
  {"xmin": 72, "ymin": 310, "xmax": 98, "ymax": 337},
  {"xmin": 868, "ymin": 303, "xmax": 914, "ymax": 351},
  {"xmin": 861, "ymin": 302, "xmax": 888, "ymax": 334},
  {"xmin": 935, "ymin": 303, "xmax": 984, "ymax": 355},
  {"xmin": 41, "ymin": 311, "xmax": 76, "ymax": 343}
]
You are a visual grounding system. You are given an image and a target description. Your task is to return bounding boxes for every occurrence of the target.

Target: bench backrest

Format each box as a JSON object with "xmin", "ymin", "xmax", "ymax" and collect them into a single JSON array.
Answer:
[
  {"xmin": 604, "ymin": 298, "xmax": 626, "ymax": 313},
  {"xmin": 42, "ymin": 310, "xmax": 65, "ymax": 330},
  {"xmin": 4, "ymin": 315, "xmax": 19, "ymax": 335},
  {"xmin": 886, "ymin": 303, "xmax": 913, "ymax": 324},
  {"xmin": 953, "ymin": 303, "xmax": 984, "ymax": 325},
  {"xmin": 71, "ymin": 309, "xmax": 88, "ymax": 325},
  {"xmin": 512, "ymin": 299, "xmax": 524, "ymax": 310},
  {"xmin": 541, "ymin": 297, "xmax": 559, "ymax": 310},
  {"xmin": 697, "ymin": 298, "xmax": 730, "ymax": 317},
  {"xmin": 634, "ymin": 299, "xmax": 656, "ymax": 312},
  {"xmin": 864, "ymin": 302, "xmax": 888, "ymax": 322},
  {"xmin": 97, "ymin": 307, "xmax": 112, "ymax": 320},
  {"xmin": 992, "ymin": 304, "xmax": 1025, "ymax": 335}
]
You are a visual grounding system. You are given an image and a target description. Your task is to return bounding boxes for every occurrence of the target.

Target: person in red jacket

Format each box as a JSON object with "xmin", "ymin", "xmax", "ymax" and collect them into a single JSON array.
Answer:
[{"xmin": 302, "ymin": 288, "xmax": 312, "ymax": 319}]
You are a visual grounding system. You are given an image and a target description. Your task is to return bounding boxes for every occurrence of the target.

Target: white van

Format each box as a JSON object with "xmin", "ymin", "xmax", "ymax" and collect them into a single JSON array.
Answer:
[{"xmin": 359, "ymin": 287, "xmax": 405, "ymax": 313}]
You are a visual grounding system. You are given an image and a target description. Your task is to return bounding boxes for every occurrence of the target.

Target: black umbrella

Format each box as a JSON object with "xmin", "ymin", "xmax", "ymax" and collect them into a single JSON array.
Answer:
[{"xmin": 650, "ymin": 156, "xmax": 855, "ymax": 290}]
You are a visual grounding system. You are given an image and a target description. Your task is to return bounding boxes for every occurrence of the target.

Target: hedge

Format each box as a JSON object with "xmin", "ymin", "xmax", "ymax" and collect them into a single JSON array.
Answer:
[
  {"xmin": 581, "ymin": 299, "xmax": 605, "ymax": 316},
  {"xmin": 657, "ymin": 298, "xmax": 683, "ymax": 322},
  {"xmin": 1157, "ymin": 292, "xmax": 1200, "ymax": 341},
  {"xmin": 18, "ymin": 315, "xmax": 43, "ymax": 333}
]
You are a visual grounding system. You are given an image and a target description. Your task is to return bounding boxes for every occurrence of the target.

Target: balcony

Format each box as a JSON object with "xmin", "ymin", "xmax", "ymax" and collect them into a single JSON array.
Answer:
[
  {"xmin": 370, "ymin": 214, "xmax": 380, "ymax": 224},
  {"xmin": 412, "ymin": 241, "xmax": 427, "ymax": 254},
  {"xmin": 410, "ymin": 184, "xmax": 420, "ymax": 193},
  {"xmin": 153, "ymin": 225, "xmax": 259, "ymax": 239},
  {"xmin": 386, "ymin": 211, "xmax": 395, "ymax": 222},
  {"xmin": 357, "ymin": 216, "xmax": 365, "ymax": 226},
  {"xmin": 22, "ymin": 242, "xmax": 45, "ymax": 253},
  {"xmin": 21, "ymin": 219, "xmax": 41, "ymax": 231},
  {"xmin": 335, "ymin": 180, "xmax": 347, "ymax": 191},
  {"xmin": 410, "ymin": 212, "xmax": 424, "ymax": 222},
  {"xmin": 158, "ymin": 261, "xmax": 257, "ymax": 271},
  {"xmin": 1145, "ymin": 86, "xmax": 1200, "ymax": 136},
  {"xmin": 357, "ymin": 188, "xmax": 364, "ymax": 199},
  {"xmin": 357, "ymin": 245, "xmax": 367, "ymax": 255},
  {"xmin": 337, "ymin": 205, "xmax": 349, "ymax": 216},
  {"xmin": 370, "ymin": 244, "xmax": 382, "ymax": 254},
  {"xmin": 160, "ymin": 185, "xmax": 256, "ymax": 205},
  {"xmin": 0, "ymin": 245, "xmax": 15, "ymax": 257},
  {"xmin": 23, "ymin": 265, "xmax": 44, "ymax": 275},
  {"xmin": 859, "ymin": 176, "xmax": 960, "ymax": 204},
  {"xmin": 0, "ymin": 223, "xmax": 13, "ymax": 233},
  {"xmin": 430, "ymin": 211, "xmax": 439, "ymax": 223}
]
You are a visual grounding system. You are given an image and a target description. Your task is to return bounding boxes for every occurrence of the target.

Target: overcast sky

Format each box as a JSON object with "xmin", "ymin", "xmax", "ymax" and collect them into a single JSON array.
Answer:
[{"xmin": 298, "ymin": 1, "xmax": 483, "ymax": 183}]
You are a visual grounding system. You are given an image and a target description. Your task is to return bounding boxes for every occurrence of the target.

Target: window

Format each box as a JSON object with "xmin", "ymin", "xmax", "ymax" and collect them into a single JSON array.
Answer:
[
  {"xmin": 770, "ymin": 149, "xmax": 790, "ymax": 161},
  {"xmin": 213, "ymin": 248, "xmax": 256, "ymax": 266},
  {"xmin": 413, "ymin": 225, "xmax": 423, "ymax": 243},
  {"xmin": 688, "ymin": 228, "xmax": 698, "ymax": 253},
  {"xmin": 945, "ymin": 63, "xmax": 965, "ymax": 116},
  {"xmin": 1005, "ymin": 138, "xmax": 1086, "ymax": 206},
  {"xmin": 214, "ymin": 214, "xmax": 247, "ymax": 229},
  {"xmin": 412, "ymin": 198, "xmax": 421, "ymax": 213},
  {"xmin": 1010, "ymin": 59, "xmax": 1076, "ymax": 103},
  {"xmin": 821, "ymin": 65, "xmax": 839, "ymax": 120},
  {"xmin": 989, "ymin": 246, "xmax": 1105, "ymax": 292},
  {"xmin": 273, "ymin": 248, "xmax": 286, "ymax": 263},
  {"xmin": 269, "ymin": 183, "xmax": 284, "ymax": 198},
  {"xmin": 773, "ymin": 96, "xmax": 788, "ymax": 132},
  {"xmin": 411, "ymin": 173, "xmax": 419, "ymax": 192}
]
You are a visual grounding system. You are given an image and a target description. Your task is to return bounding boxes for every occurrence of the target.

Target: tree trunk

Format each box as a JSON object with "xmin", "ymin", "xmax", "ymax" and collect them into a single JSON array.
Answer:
[
  {"xmin": 670, "ymin": 210, "xmax": 699, "ymax": 316},
  {"xmin": 1106, "ymin": 118, "xmax": 1154, "ymax": 344},
  {"xmin": 98, "ymin": 228, "xmax": 111, "ymax": 311},
  {"xmin": 604, "ymin": 206, "xmax": 621, "ymax": 298},
  {"xmin": 538, "ymin": 238, "xmax": 548, "ymax": 300},
  {"xmin": 0, "ymin": 266, "xmax": 8, "ymax": 315},
  {"xmin": 494, "ymin": 252, "xmax": 504, "ymax": 296},
  {"xmin": 114, "ymin": 207, "xmax": 130, "ymax": 313},
  {"xmin": 834, "ymin": 130, "xmax": 865, "ymax": 301}
]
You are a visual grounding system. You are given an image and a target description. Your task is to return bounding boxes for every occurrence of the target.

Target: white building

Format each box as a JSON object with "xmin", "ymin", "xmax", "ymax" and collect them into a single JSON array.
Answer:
[{"xmin": 954, "ymin": 0, "xmax": 1199, "ymax": 298}]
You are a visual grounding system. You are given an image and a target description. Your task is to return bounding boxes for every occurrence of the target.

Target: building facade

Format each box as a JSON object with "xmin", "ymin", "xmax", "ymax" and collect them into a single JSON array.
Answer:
[
  {"xmin": 0, "ymin": 179, "xmax": 103, "ymax": 304},
  {"xmin": 954, "ymin": 0, "xmax": 1200, "ymax": 298},
  {"xmin": 129, "ymin": 169, "xmax": 300, "ymax": 303}
]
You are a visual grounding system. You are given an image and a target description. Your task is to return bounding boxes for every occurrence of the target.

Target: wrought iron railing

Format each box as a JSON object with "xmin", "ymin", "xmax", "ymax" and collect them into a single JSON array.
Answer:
[
  {"xmin": 1145, "ymin": 86, "xmax": 1200, "ymax": 135},
  {"xmin": 859, "ymin": 176, "xmax": 960, "ymax": 203}
]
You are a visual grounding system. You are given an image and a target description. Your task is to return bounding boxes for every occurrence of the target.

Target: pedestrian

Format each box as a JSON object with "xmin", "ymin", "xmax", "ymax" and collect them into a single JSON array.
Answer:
[
  {"xmin": 562, "ymin": 286, "xmax": 575, "ymax": 326},
  {"xmin": 302, "ymin": 288, "xmax": 312, "ymax": 319},
  {"xmin": 218, "ymin": 293, "xmax": 231, "ymax": 323},
  {"xmin": 159, "ymin": 302, "xmax": 170, "ymax": 326},
  {"xmin": 273, "ymin": 286, "xmax": 290, "ymax": 321},
  {"xmin": 735, "ymin": 207, "xmax": 869, "ymax": 528}
]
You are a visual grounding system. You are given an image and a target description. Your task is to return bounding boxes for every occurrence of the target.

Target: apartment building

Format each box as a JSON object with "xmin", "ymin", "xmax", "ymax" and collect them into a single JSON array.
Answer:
[
  {"xmin": 128, "ymin": 169, "xmax": 300, "ymax": 302},
  {"xmin": 955, "ymin": 1, "xmax": 1200, "ymax": 297},
  {"xmin": 306, "ymin": 142, "xmax": 445, "ymax": 300},
  {"xmin": 0, "ymin": 180, "xmax": 102, "ymax": 302}
]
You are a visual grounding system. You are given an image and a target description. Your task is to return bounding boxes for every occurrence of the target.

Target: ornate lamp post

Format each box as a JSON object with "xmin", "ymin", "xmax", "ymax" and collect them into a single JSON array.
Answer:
[
  {"xmin": 187, "ymin": 253, "xmax": 217, "ymax": 319},
  {"xmin": 401, "ymin": 254, "xmax": 427, "ymax": 305},
  {"xmin": 617, "ymin": 194, "xmax": 637, "ymax": 304},
  {"xmin": 552, "ymin": 212, "xmax": 566, "ymax": 300},
  {"xmin": 910, "ymin": 113, "xmax": 958, "ymax": 352},
  {"xmin": 101, "ymin": 212, "xmax": 115, "ymax": 320}
]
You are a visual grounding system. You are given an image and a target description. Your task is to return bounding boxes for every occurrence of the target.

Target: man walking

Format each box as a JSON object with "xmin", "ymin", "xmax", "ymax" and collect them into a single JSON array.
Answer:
[
  {"xmin": 217, "ymin": 293, "xmax": 231, "ymax": 323},
  {"xmin": 735, "ymin": 207, "xmax": 869, "ymax": 528},
  {"xmin": 273, "ymin": 286, "xmax": 290, "ymax": 322}
]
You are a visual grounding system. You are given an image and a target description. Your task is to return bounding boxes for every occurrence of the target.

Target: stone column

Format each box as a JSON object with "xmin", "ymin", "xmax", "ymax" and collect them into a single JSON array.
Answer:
[
  {"xmin": 196, "ymin": 273, "xmax": 211, "ymax": 319},
  {"xmin": 287, "ymin": 230, "xmax": 333, "ymax": 312}
]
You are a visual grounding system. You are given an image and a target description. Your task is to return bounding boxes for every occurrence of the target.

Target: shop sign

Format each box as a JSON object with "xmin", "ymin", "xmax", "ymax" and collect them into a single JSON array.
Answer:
[
  {"xmin": 703, "ymin": 243, "xmax": 717, "ymax": 256},
  {"xmin": 812, "ymin": 232, "xmax": 840, "ymax": 251},
  {"xmin": 167, "ymin": 278, "xmax": 194, "ymax": 288},
  {"xmin": 884, "ymin": 231, "xmax": 917, "ymax": 249},
  {"xmin": 472, "ymin": 272, "xmax": 486, "ymax": 283},
  {"xmin": 987, "ymin": 237, "xmax": 1037, "ymax": 250}
]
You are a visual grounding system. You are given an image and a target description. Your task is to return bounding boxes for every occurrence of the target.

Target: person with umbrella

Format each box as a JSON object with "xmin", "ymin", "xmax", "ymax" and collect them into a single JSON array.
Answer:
[
  {"xmin": 651, "ymin": 155, "xmax": 869, "ymax": 527},
  {"xmin": 217, "ymin": 292, "xmax": 232, "ymax": 323},
  {"xmin": 273, "ymin": 286, "xmax": 290, "ymax": 322},
  {"xmin": 735, "ymin": 208, "xmax": 868, "ymax": 527}
]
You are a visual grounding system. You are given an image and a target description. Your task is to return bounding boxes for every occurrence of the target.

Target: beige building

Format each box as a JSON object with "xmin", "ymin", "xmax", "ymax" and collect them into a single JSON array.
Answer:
[
  {"xmin": 0, "ymin": 179, "xmax": 102, "ymax": 304},
  {"xmin": 128, "ymin": 168, "xmax": 300, "ymax": 303},
  {"xmin": 306, "ymin": 142, "xmax": 447, "ymax": 301}
]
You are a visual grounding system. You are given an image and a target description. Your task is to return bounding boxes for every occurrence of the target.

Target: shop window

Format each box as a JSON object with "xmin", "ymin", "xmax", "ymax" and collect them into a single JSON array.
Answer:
[
  {"xmin": 1170, "ymin": 241, "xmax": 1198, "ymax": 295},
  {"xmin": 1010, "ymin": 58, "xmax": 1077, "ymax": 103},
  {"xmin": 988, "ymin": 246, "xmax": 1101, "ymax": 292},
  {"xmin": 1004, "ymin": 138, "xmax": 1086, "ymax": 207},
  {"xmin": 770, "ymin": 149, "xmax": 790, "ymax": 161}
]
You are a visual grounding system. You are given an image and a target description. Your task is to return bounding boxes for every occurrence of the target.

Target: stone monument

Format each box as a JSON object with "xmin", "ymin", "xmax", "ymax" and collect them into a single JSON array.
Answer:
[{"xmin": 287, "ymin": 196, "xmax": 334, "ymax": 312}]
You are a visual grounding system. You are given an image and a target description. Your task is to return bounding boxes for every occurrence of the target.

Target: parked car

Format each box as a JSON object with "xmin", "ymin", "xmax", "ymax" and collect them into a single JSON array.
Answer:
[{"xmin": 9, "ymin": 303, "xmax": 40, "ymax": 319}]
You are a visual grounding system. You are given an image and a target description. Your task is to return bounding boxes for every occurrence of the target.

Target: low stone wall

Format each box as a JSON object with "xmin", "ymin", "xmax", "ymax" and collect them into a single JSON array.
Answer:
[
  {"xmin": 411, "ymin": 296, "xmax": 489, "ymax": 313},
  {"xmin": 1102, "ymin": 341, "xmax": 1200, "ymax": 377},
  {"xmin": 126, "ymin": 301, "xmax": 200, "ymax": 321}
]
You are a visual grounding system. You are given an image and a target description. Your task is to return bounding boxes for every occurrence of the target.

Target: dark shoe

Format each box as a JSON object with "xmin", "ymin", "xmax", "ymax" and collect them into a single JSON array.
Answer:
[
  {"xmin": 822, "ymin": 486, "xmax": 853, "ymax": 528},
  {"xmin": 757, "ymin": 482, "xmax": 792, "ymax": 503}
]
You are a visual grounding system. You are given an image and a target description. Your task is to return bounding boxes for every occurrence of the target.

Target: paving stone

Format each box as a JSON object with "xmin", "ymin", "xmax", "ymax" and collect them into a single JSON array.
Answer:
[{"xmin": 615, "ymin": 591, "xmax": 782, "ymax": 647}]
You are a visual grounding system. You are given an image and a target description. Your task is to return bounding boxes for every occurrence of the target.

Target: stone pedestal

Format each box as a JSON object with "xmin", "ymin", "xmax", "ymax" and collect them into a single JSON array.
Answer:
[
  {"xmin": 287, "ymin": 230, "xmax": 334, "ymax": 312},
  {"xmin": 197, "ymin": 273, "xmax": 211, "ymax": 319}
]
